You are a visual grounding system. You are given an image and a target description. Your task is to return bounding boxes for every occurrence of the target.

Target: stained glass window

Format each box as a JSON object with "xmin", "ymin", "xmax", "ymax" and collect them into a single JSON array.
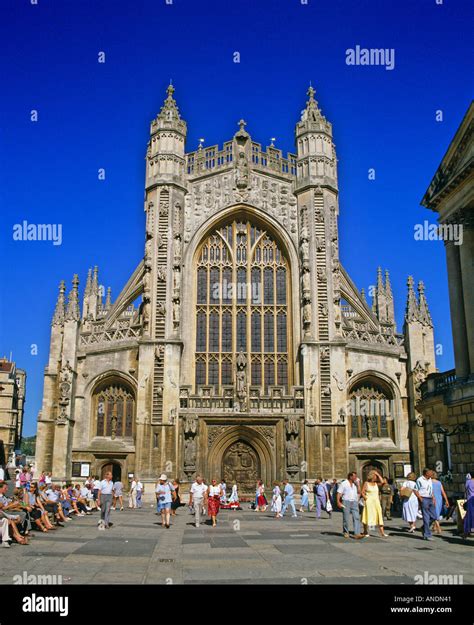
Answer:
[{"xmin": 195, "ymin": 218, "xmax": 291, "ymax": 391}]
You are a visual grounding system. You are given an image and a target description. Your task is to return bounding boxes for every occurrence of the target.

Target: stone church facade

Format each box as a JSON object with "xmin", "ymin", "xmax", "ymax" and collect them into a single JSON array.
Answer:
[{"xmin": 35, "ymin": 86, "xmax": 437, "ymax": 490}]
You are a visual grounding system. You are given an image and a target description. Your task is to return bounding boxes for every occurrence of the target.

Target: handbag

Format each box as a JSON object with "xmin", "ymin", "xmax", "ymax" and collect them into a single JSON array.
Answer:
[{"xmin": 400, "ymin": 486, "xmax": 413, "ymax": 499}]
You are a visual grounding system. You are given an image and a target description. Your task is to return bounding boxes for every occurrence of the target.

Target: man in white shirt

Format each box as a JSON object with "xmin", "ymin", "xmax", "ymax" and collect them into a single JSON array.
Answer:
[
  {"xmin": 129, "ymin": 476, "xmax": 137, "ymax": 509},
  {"xmin": 414, "ymin": 468, "xmax": 437, "ymax": 540},
  {"xmin": 92, "ymin": 477, "xmax": 101, "ymax": 510},
  {"xmin": 189, "ymin": 476, "xmax": 208, "ymax": 528},
  {"xmin": 97, "ymin": 472, "xmax": 114, "ymax": 530},
  {"xmin": 337, "ymin": 472, "xmax": 365, "ymax": 539}
]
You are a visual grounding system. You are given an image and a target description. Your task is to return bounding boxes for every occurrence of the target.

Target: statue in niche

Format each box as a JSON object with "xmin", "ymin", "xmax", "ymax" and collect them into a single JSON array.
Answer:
[
  {"xmin": 141, "ymin": 300, "xmax": 150, "ymax": 329},
  {"xmin": 146, "ymin": 203, "xmax": 154, "ymax": 238},
  {"xmin": 364, "ymin": 414, "xmax": 373, "ymax": 440},
  {"xmin": 173, "ymin": 235, "xmax": 182, "ymax": 267},
  {"xmin": 300, "ymin": 238, "xmax": 310, "ymax": 269},
  {"xmin": 302, "ymin": 270, "xmax": 311, "ymax": 299},
  {"xmin": 142, "ymin": 270, "xmax": 151, "ymax": 296},
  {"xmin": 235, "ymin": 350, "xmax": 247, "ymax": 410},
  {"xmin": 286, "ymin": 435, "xmax": 299, "ymax": 468},
  {"xmin": 235, "ymin": 149, "xmax": 249, "ymax": 190},
  {"xmin": 144, "ymin": 239, "xmax": 152, "ymax": 269},
  {"xmin": 173, "ymin": 299, "xmax": 180, "ymax": 326},
  {"xmin": 184, "ymin": 437, "xmax": 197, "ymax": 467},
  {"xmin": 173, "ymin": 268, "xmax": 181, "ymax": 298},
  {"xmin": 174, "ymin": 201, "xmax": 182, "ymax": 232},
  {"xmin": 303, "ymin": 302, "xmax": 312, "ymax": 330}
]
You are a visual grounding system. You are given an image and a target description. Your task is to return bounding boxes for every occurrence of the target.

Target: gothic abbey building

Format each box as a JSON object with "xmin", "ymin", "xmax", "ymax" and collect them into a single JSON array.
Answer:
[{"xmin": 35, "ymin": 86, "xmax": 437, "ymax": 489}]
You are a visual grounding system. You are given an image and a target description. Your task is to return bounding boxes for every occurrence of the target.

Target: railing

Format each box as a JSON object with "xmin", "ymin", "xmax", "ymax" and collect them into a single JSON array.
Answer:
[
  {"xmin": 342, "ymin": 326, "xmax": 404, "ymax": 348},
  {"xmin": 420, "ymin": 369, "xmax": 457, "ymax": 400},
  {"xmin": 179, "ymin": 385, "xmax": 305, "ymax": 413},
  {"xmin": 80, "ymin": 322, "xmax": 141, "ymax": 347},
  {"xmin": 185, "ymin": 141, "xmax": 297, "ymax": 179}
]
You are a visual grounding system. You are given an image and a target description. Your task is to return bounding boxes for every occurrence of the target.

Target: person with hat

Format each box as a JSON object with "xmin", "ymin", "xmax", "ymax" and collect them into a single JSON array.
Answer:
[{"xmin": 155, "ymin": 473, "xmax": 176, "ymax": 528}]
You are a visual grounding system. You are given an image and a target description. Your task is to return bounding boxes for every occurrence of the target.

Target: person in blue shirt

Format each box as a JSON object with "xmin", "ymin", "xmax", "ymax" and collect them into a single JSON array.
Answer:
[{"xmin": 280, "ymin": 479, "xmax": 298, "ymax": 518}]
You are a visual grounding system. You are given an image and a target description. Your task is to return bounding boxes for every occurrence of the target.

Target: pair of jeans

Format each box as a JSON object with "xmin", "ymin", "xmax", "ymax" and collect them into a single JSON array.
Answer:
[
  {"xmin": 342, "ymin": 499, "xmax": 360, "ymax": 535},
  {"xmin": 421, "ymin": 497, "xmax": 437, "ymax": 538},
  {"xmin": 136, "ymin": 491, "xmax": 142, "ymax": 507}
]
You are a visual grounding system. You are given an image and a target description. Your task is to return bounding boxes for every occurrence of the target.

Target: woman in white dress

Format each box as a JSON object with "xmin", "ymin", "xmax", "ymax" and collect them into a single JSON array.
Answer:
[
  {"xmin": 401, "ymin": 472, "xmax": 419, "ymax": 533},
  {"xmin": 299, "ymin": 480, "xmax": 310, "ymax": 512},
  {"xmin": 271, "ymin": 482, "xmax": 282, "ymax": 518},
  {"xmin": 228, "ymin": 482, "xmax": 239, "ymax": 504}
]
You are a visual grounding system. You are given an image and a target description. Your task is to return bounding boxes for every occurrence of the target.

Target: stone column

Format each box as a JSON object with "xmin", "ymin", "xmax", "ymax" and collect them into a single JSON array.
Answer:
[
  {"xmin": 445, "ymin": 240, "xmax": 469, "ymax": 378},
  {"xmin": 459, "ymin": 225, "xmax": 474, "ymax": 375}
]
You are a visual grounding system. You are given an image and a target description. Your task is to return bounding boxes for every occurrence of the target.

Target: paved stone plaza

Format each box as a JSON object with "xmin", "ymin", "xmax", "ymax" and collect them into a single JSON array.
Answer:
[{"xmin": 0, "ymin": 504, "xmax": 472, "ymax": 585}]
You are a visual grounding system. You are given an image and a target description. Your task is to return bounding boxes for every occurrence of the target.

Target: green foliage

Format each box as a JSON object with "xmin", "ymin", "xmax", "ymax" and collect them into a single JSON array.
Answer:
[{"xmin": 21, "ymin": 435, "xmax": 36, "ymax": 456}]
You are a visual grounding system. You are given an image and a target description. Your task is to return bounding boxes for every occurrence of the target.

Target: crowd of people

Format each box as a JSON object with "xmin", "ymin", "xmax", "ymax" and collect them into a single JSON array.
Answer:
[{"xmin": 1, "ymin": 463, "xmax": 473, "ymax": 547}]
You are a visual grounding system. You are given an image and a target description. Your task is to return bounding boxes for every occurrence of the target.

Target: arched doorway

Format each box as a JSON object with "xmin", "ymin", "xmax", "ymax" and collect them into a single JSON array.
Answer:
[
  {"xmin": 207, "ymin": 425, "xmax": 274, "ymax": 494},
  {"xmin": 101, "ymin": 461, "xmax": 122, "ymax": 482},
  {"xmin": 361, "ymin": 460, "xmax": 385, "ymax": 482},
  {"xmin": 222, "ymin": 440, "xmax": 260, "ymax": 493}
]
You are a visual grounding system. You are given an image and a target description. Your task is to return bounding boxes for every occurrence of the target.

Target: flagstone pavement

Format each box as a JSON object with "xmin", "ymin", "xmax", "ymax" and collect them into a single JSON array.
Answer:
[{"xmin": 0, "ymin": 504, "xmax": 472, "ymax": 585}]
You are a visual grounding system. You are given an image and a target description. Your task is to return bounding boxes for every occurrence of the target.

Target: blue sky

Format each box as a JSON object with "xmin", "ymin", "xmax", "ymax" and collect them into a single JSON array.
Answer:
[{"xmin": 1, "ymin": 0, "xmax": 472, "ymax": 436}]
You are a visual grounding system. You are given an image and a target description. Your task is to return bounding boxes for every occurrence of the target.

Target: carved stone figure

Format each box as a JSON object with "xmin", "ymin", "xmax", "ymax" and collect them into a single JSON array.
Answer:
[
  {"xmin": 286, "ymin": 435, "xmax": 299, "ymax": 468},
  {"xmin": 302, "ymin": 270, "xmax": 311, "ymax": 299},
  {"xmin": 285, "ymin": 415, "xmax": 299, "ymax": 435},
  {"xmin": 184, "ymin": 415, "xmax": 198, "ymax": 435},
  {"xmin": 173, "ymin": 235, "xmax": 182, "ymax": 267},
  {"xmin": 173, "ymin": 268, "xmax": 181, "ymax": 298},
  {"xmin": 184, "ymin": 436, "xmax": 197, "ymax": 467},
  {"xmin": 303, "ymin": 302, "xmax": 312, "ymax": 330},
  {"xmin": 300, "ymin": 238, "xmax": 310, "ymax": 268},
  {"xmin": 173, "ymin": 299, "xmax": 180, "ymax": 326},
  {"xmin": 235, "ymin": 350, "xmax": 247, "ymax": 411}
]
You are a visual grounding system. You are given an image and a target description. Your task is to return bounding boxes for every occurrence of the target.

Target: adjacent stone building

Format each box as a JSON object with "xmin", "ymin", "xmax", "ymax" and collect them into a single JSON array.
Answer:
[
  {"xmin": 0, "ymin": 357, "xmax": 26, "ymax": 465},
  {"xmin": 35, "ymin": 86, "xmax": 436, "ymax": 488},
  {"xmin": 418, "ymin": 102, "xmax": 474, "ymax": 494}
]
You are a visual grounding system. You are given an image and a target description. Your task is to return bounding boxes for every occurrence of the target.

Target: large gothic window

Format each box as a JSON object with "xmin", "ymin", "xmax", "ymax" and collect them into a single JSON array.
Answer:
[
  {"xmin": 348, "ymin": 380, "xmax": 394, "ymax": 441},
  {"xmin": 195, "ymin": 218, "xmax": 291, "ymax": 391},
  {"xmin": 93, "ymin": 381, "xmax": 135, "ymax": 438}
]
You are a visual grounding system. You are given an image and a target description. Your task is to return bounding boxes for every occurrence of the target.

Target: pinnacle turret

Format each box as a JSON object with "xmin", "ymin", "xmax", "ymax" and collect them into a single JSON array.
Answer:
[
  {"xmin": 104, "ymin": 287, "xmax": 112, "ymax": 311},
  {"xmin": 52, "ymin": 280, "xmax": 66, "ymax": 326},
  {"xmin": 65, "ymin": 275, "xmax": 80, "ymax": 322},
  {"xmin": 151, "ymin": 83, "xmax": 187, "ymax": 136},
  {"xmin": 405, "ymin": 276, "xmax": 419, "ymax": 323},
  {"xmin": 417, "ymin": 281, "xmax": 433, "ymax": 327}
]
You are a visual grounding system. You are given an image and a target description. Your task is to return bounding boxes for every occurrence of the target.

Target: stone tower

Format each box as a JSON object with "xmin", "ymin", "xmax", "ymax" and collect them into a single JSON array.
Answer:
[{"xmin": 403, "ymin": 277, "xmax": 436, "ymax": 473}]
